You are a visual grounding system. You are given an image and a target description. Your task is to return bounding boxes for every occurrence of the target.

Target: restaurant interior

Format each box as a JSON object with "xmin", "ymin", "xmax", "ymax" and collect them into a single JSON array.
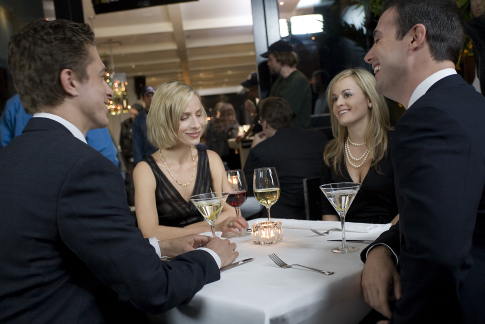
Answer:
[
  {"xmin": 0, "ymin": 0, "xmax": 382, "ymax": 146},
  {"xmin": 1, "ymin": 1, "xmax": 483, "ymax": 323}
]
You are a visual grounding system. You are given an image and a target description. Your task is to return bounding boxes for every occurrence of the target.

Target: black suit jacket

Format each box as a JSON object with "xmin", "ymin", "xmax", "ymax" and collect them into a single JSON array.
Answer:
[
  {"xmin": 243, "ymin": 127, "xmax": 327, "ymax": 219},
  {"xmin": 362, "ymin": 75, "xmax": 485, "ymax": 323},
  {"xmin": 0, "ymin": 118, "xmax": 220, "ymax": 324}
]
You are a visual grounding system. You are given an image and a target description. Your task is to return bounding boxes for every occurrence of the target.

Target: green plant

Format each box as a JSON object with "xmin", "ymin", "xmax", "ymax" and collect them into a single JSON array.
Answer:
[{"xmin": 366, "ymin": 0, "xmax": 470, "ymax": 18}]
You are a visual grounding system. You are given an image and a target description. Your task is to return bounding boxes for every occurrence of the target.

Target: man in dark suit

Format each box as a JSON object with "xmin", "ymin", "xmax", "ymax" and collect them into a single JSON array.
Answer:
[
  {"xmin": 243, "ymin": 97, "xmax": 327, "ymax": 219},
  {"xmin": 361, "ymin": 0, "xmax": 485, "ymax": 323},
  {"xmin": 0, "ymin": 19, "xmax": 238, "ymax": 324}
]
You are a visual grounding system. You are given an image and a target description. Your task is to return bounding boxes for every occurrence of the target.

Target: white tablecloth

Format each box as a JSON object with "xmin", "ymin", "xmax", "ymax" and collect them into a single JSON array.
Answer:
[{"xmin": 149, "ymin": 219, "xmax": 390, "ymax": 324}]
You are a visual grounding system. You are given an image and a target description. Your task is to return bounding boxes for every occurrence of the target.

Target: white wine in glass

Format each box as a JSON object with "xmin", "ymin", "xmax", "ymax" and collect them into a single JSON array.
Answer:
[
  {"xmin": 253, "ymin": 167, "xmax": 280, "ymax": 221},
  {"xmin": 254, "ymin": 188, "xmax": 280, "ymax": 208},
  {"xmin": 320, "ymin": 182, "xmax": 361, "ymax": 253},
  {"xmin": 190, "ymin": 192, "xmax": 228, "ymax": 238}
]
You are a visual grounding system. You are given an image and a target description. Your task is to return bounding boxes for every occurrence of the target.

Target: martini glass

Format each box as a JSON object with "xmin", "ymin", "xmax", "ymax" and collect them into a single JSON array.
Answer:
[
  {"xmin": 253, "ymin": 167, "xmax": 280, "ymax": 222},
  {"xmin": 223, "ymin": 170, "xmax": 250, "ymax": 237},
  {"xmin": 320, "ymin": 182, "xmax": 361, "ymax": 253},
  {"xmin": 190, "ymin": 192, "xmax": 228, "ymax": 238}
]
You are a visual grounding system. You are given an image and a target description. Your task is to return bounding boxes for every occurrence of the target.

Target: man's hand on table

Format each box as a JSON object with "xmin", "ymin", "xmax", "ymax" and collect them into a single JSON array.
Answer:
[
  {"xmin": 361, "ymin": 245, "xmax": 401, "ymax": 319},
  {"xmin": 206, "ymin": 237, "xmax": 238, "ymax": 267},
  {"xmin": 158, "ymin": 234, "xmax": 212, "ymax": 258}
]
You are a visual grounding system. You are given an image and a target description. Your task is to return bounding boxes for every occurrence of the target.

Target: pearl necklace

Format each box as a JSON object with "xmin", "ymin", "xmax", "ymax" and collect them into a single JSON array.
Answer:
[
  {"xmin": 345, "ymin": 138, "xmax": 370, "ymax": 168},
  {"xmin": 347, "ymin": 136, "xmax": 366, "ymax": 146},
  {"xmin": 159, "ymin": 146, "xmax": 196, "ymax": 187}
]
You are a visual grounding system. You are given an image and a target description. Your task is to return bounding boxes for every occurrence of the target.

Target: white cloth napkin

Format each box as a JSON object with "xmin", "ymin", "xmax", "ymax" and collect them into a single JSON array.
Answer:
[{"xmin": 248, "ymin": 218, "xmax": 391, "ymax": 233}]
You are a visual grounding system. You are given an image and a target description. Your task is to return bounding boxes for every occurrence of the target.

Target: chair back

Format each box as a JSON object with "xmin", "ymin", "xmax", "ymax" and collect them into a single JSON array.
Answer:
[
  {"xmin": 310, "ymin": 114, "xmax": 333, "ymax": 139},
  {"xmin": 303, "ymin": 177, "xmax": 322, "ymax": 220}
]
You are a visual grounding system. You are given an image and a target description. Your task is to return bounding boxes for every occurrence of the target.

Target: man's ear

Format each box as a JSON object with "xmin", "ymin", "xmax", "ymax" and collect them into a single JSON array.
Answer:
[
  {"xmin": 59, "ymin": 69, "xmax": 79, "ymax": 97},
  {"xmin": 409, "ymin": 24, "xmax": 427, "ymax": 50}
]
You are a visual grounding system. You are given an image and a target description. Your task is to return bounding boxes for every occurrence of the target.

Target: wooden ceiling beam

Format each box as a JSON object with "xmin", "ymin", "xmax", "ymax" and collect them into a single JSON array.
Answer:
[{"xmin": 167, "ymin": 4, "xmax": 191, "ymax": 86}]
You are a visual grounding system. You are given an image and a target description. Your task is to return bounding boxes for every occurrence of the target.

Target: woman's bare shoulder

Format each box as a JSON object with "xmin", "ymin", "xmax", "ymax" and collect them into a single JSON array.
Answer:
[
  {"xmin": 133, "ymin": 160, "xmax": 156, "ymax": 179},
  {"xmin": 206, "ymin": 149, "xmax": 225, "ymax": 166}
]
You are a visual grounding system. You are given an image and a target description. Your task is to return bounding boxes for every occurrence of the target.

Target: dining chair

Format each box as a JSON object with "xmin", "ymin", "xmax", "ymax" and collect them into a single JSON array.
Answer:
[{"xmin": 303, "ymin": 177, "xmax": 322, "ymax": 220}]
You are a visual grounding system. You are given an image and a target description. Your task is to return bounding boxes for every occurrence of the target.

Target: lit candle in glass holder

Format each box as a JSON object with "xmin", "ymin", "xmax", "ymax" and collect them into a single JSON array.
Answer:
[
  {"xmin": 229, "ymin": 175, "xmax": 238, "ymax": 186},
  {"xmin": 252, "ymin": 221, "xmax": 283, "ymax": 245}
]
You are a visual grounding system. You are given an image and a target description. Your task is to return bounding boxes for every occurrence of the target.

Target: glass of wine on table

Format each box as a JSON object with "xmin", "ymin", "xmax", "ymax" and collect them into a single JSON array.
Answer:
[
  {"xmin": 223, "ymin": 169, "xmax": 250, "ymax": 237},
  {"xmin": 253, "ymin": 167, "xmax": 280, "ymax": 221},
  {"xmin": 320, "ymin": 182, "xmax": 361, "ymax": 253},
  {"xmin": 251, "ymin": 167, "xmax": 283, "ymax": 244},
  {"xmin": 190, "ymin": 192, "xmax": 228, "ymax": 238}
]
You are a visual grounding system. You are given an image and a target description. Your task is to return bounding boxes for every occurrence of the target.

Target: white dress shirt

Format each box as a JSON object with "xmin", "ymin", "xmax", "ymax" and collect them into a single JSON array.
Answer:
[
  {"xmin": 34, "ymin": 112, "xmax": 87, "ymax": 143},
  {"xmin": 407, "ymin": 68, "xmax": 456, "ymax": 108}
]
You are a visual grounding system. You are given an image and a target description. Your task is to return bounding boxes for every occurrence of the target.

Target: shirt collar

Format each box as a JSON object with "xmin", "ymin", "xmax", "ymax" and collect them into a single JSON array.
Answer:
[
  {"xmin": 33, "ymin": 112, "xmax": 87, "ymax": 144},
  {"xmin": 407, "ymin": 68, "xmax": 456, "ymax": 109}
]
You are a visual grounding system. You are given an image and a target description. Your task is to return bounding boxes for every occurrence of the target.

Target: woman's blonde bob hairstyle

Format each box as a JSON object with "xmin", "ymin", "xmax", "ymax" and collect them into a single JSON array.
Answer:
[
  {"xmin": 147, "ymin": 81, "xmax": 207, "ymax": 149},
  {"xmin": 324, "ymin": 68, "xmax": 391, "ymax": 175}
]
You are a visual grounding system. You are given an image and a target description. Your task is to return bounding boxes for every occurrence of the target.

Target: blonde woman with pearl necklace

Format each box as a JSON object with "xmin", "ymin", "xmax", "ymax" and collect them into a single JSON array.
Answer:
[
  {"xmin": 133, "ymin": 81, "xmax": 248, "ymax": 241},
  {"xmin": 322, "ymin": 68, "xmax": 399, "ymax": 225}
]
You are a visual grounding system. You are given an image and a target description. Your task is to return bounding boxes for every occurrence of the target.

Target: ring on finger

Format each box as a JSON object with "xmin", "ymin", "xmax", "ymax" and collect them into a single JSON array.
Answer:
[{"xmin": 228, "ymin": 222, "xmax": 233, "ymax": 228}]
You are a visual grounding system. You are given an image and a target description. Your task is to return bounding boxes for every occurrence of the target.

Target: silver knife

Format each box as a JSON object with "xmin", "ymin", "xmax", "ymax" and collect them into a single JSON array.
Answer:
[
  {"xmin": 328, "ymin": 240, "xmax": 373, "ymax": 244},
  {"xmin": 220, "ymin": 258, "xmax": 255, "ymax": 272}
]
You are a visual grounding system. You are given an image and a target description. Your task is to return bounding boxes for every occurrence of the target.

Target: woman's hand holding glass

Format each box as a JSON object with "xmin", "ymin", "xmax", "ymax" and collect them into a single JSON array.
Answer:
[
  {"xmin": 221, "ymin": 169, "xmax": 251, "ymax": 237},
  {"xmin": 216, "ymin": 216, "xmax": 249, "ymax": 237}
]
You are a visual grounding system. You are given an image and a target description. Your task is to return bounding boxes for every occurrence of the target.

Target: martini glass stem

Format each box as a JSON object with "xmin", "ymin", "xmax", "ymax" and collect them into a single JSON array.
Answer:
[
  {"xmin": 210, "ymin": 224, "xmax": 216, "ymax": 238},
  {"xmin": 339, "ymin": 212, "xmax": 347, "ymax": 250}
]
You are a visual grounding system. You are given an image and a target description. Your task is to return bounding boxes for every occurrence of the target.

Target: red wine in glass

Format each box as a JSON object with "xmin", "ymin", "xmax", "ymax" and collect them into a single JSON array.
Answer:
[
  {"xmin": 224, "ymin": 170, "xmax": 250, "ymax": 237},
  {"xmin": 226, "ymin": 190, "xmax": 247, "ymax": 208}
]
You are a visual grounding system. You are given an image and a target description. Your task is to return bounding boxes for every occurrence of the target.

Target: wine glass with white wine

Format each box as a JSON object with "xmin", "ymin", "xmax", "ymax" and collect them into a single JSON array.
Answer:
[
  {"xmin": 190, "ymin": 192, "xmax": 228, "ymax": 238},
  {"xmin": 320, "ymin": 182, "xmax": 361, "ymax": 253},
  {"xmin": 253, "ymin": 167, "xmax": 280, "ymax": 221}
]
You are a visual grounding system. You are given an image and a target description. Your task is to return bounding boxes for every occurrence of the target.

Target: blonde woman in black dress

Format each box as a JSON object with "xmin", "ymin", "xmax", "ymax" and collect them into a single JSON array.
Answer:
[
  {"xmin": 133, "ymin": 81, "xmax": 248, "ymax": 240},
  {"xmin": 322, "ymin": 68, "xmax": 399, "ymax": 224}
]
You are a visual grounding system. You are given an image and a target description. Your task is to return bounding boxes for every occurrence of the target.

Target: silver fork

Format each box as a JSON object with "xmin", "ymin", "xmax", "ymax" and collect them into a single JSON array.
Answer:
[
  {"xmin": 268, "ymin": 253, "xmax": 334, "ymax": 275},
  {"xmin": 311, "ymin": 228, "xmax": 341, "ymax": 236}
]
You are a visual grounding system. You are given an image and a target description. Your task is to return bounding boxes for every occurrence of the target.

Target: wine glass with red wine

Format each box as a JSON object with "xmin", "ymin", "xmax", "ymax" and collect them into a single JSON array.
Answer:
[{"xmin": 223, "ymin": 169, "xmax": 250, "ymax": 237}]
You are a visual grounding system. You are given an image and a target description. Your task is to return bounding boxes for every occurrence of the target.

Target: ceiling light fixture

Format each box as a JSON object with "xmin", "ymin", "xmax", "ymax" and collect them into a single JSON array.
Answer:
[{"xmin": 103, "ymin": 39, "xmax": 129, "ymax": 116}]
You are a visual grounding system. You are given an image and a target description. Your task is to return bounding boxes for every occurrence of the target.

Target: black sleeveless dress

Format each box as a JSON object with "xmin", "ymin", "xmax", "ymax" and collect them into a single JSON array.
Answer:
[{"xmin": 143, "ymin": 146, "xmax": 211, "ymax": 227}]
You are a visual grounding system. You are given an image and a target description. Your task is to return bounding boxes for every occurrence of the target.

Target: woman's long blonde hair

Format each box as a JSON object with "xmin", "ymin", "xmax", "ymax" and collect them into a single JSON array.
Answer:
[{"xmin": 324, "ymin": 68, "xmax": 391, "ymax": 175}]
